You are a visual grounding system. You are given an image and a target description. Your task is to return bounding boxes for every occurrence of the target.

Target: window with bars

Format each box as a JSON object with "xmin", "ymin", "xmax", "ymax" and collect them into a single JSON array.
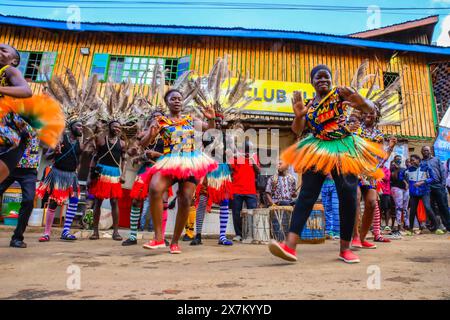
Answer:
[
  {"xmin": 383, "ymin": 72, "xmax": 402, "ymax": 102},
  {"xmin": 91, "ymin": 54, "xmax": 190, "ymax": 85},
  {"xmin": 17, "ymin": 51, "xmax": 57, "ymax": 82}
]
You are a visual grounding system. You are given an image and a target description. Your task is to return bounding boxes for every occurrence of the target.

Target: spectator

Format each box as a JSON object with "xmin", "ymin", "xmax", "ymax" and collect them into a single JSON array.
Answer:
[
  {"xmin": 421, "ymin": 146, "xmax": 450, "ymax": 232},
  {"xmin": 390, "ymin": 156, "xmax": 409, "ymax": 236},
  {"xmin": 405, "ymin": 154, "xmax": 442, "ymax": 235},
  {"xmin": 230, "ymin": 139, "xmax": 260, "ymax": 242},
  {"xmin": 265, "ymin": 161, "xmax": 297, "ymax": 207},
  {"xmin": 321, "ymin": 174, "xmax": 340, "ymax": 240},
  {"xmin": 379, "ymin": 165, "xmax": 394, "ymax": 234}
]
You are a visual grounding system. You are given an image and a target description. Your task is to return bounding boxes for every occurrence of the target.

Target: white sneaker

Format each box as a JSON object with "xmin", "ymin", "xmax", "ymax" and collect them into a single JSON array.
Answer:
[
  {"xmin": 242, "ymin": 237, "xmax": 253, "ymax": 244},
  {"xmin": 232, "ymin": 235, "xmax": 242, "ymax": 242}
]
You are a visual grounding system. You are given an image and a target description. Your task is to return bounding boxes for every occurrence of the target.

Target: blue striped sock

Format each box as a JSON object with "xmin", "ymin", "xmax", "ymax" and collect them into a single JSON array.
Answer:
[
  {"xmin": 62, "ymin": 197, "xmax": 78, "ymax": 236},
  {"xmin": 219, "ymin": 200, "xmax": 230, "ymax": 242},
  {"xmin": 195, "ymin": 195, "xmax": 208, "ymax": 235}
]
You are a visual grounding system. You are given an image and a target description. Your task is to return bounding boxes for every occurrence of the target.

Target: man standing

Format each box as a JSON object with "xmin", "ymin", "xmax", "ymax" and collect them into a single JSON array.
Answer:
[
  {"xmin": 230, "ymin": 139, "xmax": 260, "ymax": 241},
  {"xmin": 421, "ymin": 146, "xmax": 450, "ymax": 232},
  {"xmin": 88, "ymin": 121, "xmax": 127, "ymax": 241},
  {"xmin": 265, "ymin": 161, "xmax": 296, "ymax": 207},
  {"xmin": 0, "ymin": 131, "xmax": 40, "ymax": 248}
]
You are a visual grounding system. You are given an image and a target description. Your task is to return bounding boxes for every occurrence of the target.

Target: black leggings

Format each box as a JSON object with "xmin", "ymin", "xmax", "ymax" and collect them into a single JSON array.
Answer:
[
  {"xmin": 409, "ymin": 195, "xmax": 439, "ymax": 231},
  {"xmin": 289, "ymin": 169, "xmax": 358, "ymax": 242},
  {"xmin": 0, "ymin": 133, "xmax": 29, "ymax": 173}
]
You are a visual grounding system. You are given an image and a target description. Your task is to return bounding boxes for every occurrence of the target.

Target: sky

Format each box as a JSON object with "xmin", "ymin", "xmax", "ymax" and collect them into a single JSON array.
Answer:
[{"xmin": 0, "ymin": 0, "xmax": 449, "ymax": 46}]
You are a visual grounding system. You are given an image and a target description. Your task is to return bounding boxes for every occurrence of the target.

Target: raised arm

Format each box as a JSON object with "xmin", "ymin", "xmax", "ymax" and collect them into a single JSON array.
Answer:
[
  {"xmin": 0, "ymin": 67, "xmax": 32, "ymax": 98},
  {"xmin": 291, "ymin": 91, "xmax": 308, "ymax": 136},
  {"xmin": 338, "ymin": 86, "xmax": 375, "ymax": 114},
  {"xmin": 140, "ymin": 119, "xmax": 161, "ymax": 148},
  {"xmin": 194, "ymin": 104, "xmax": 216, "ymax": 131}
]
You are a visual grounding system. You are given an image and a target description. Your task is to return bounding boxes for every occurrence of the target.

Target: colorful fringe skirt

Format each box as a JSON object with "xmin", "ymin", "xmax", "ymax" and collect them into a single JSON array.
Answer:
[
  {"xmin": 89, "ymin": 164, "xmax": 123, "ymax": 199},
  {"xmin": 0, "ymin": 113, "xmax": 24, "ymax": 155},
  {"xmin": 205, "ymin": 163, "xmax": 233, "ymax": 204},
  {"xmin": 281, "ymin": 134, "xmax": 386, "ymax": 179},
  {"xmin": 130, "ymin": 163, "xmax": 152, "ymax": 200},
  {"xmin": 36, "ymin": 167, "xmax": 80, "ymax": 205},
  {"xmin": 144, "ymin": 150, "xmax": 218, "ymax": 181}
]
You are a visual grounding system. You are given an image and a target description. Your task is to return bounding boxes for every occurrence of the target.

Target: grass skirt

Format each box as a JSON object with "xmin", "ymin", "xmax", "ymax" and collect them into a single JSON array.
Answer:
[
  {"xmin": 206, "ymin": 163, "xmax": 233, "ymax": 204},
  {"xmin": 145, "ymin": 150, "xmax": 218, "ymax": 181},
  {"xmin": 36, "ymin": 167, "xmax": 79, "ymax": 205},
  {"xmin": 89, "ymin": 164, "xmax": 123, "ymax": 199},
  {"xmin": 130, "ymin": 164, "xmax": 152, "ymax": 200},
  {"xmin": 281, "ymin": 134, "xmax": 386, "ymax": 179}
]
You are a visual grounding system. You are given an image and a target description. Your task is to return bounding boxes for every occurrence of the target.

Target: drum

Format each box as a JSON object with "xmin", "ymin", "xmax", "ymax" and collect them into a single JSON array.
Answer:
[
  {"xmin": 299, "ymin": 203, "xmax": 325, "ymax": 244},
  {"xmin": 241, "ymin": 208, "xmax": 271, "ymax": 244},
  {"xmin": 269, "ymin": 206, "xmax": 294, "ymax": 242}
]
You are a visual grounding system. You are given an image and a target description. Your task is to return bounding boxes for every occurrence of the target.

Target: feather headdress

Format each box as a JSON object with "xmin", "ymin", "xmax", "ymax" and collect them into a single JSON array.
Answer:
[
  {"xmin": 351, "ymin": 58, "xmax": 404, "ymax": 126},
  {"xmin": 179, "ymin": 54, "xmax": 254, "ymax": 121}
]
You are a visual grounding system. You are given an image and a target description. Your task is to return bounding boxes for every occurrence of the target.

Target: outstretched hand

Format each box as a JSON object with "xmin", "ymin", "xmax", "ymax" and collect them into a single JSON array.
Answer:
[
  {"xmin": 292, "ymin": 91, "xmax": 307, "ymax": 118},
  {"xmin": 338, "ymin": 86, "xmax": 366, "ymax": 107},
  {"xmin": 202, "ymin": 104, "xmax": 216, "ymax": 120}
]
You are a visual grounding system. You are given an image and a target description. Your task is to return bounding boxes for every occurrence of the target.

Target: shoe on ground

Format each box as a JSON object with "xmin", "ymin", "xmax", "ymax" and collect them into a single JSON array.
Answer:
[
  {"xmin": 218, "ymin": 238, "xmax": 233, "ymax": 246},
  {"xmin": 143, "ymin": 239, "xmax": 166, "ymax": 249},
  {"xmin": 332, "ymin": 235, "xmax": 340, "ymax": 240},
  {"xmin": 242, "ymin": 237, "xmax": 254, "ymax": 244},
  {"xmin": 182, "ymin": 234, "xmax": 194, "ymax": 241},
  {"xmin": 190, "ymin": 238, "xmax": 203, "ymax": 246},
  {"xmin": 435, "ymin": 229, "xmax": 446, "ymax": 235},
  {"xmin": 405, "ymin": 230, "xmax": 414, "ymax": 236},
  {"xmin": 338, "ymin": 249, "xmax": 360, "ymax": 264},
  {"xmin": 122, "ymin": 238, "xmax": 137, "ymax": 246},
  {"xmin": 232, "ymin": 235, "xmax": 242, "ymax": 242},
  {"xmin": 374, "ymin": 235, "xmax": 391, "ymax": 243},
  {"xmin": 10, "ymin": 239, "xmax": 27, "ymax": 248},
  {"xmin": 351, "ymin": 238, "xmax": 363, "ymax": 248},
  {"xmin": 384, "ymin": 226, "xmax": 391, "ymax": 232},
  {"xmin": 268, "ymin": 240, "xmax": 297, "ymax": 262},
  {"xmin": 361, "ymin": 240, "xmax": 377, "ymax": 249},
  {"xmin": 60, "ymin": 233, "xmax": 77, "ymax": 241},
  {"xmin": 170, "ymin": 243, "xmax": 181, "ymax": 254},
  {"xmin": 39, "ymin": 235, "xmax": 50, "ymax": 242},
  {"xmin": 164, "ymin": 239, "xmax": 170, "ymax": 246}
]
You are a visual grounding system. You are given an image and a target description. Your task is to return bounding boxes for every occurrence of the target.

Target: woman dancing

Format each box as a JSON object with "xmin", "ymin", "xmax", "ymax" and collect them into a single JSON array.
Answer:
[
  {"xmin": 140, "ymin": 89, "xmax": 217, "ymax": 254},
  {"xmin": 268, "ymin": 64, "xmax": 385, "ymax": 264}
]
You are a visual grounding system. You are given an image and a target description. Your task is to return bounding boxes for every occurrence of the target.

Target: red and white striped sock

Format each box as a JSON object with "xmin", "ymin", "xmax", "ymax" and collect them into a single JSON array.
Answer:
[{"xmin": 372, "ymin": 201, "xmax": 381, "ymax": 238}]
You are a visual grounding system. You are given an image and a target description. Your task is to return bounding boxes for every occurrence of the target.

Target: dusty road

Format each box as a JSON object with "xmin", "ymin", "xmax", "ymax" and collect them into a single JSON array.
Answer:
[{"xmin": 0, "ymin": 231, "xmax": 449, "ymax": 300}]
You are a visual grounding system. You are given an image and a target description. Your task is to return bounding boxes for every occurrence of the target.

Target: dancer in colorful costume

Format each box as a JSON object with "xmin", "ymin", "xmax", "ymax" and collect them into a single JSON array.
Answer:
[
  {"xmin": 36, "ymin": 68, "xmax": 102, "ymax": 241},
  {"xmin": 184, "ymin": 55, "xmax": 253, "ymax": 246},
  {"xmin": 0, "ymin": 44, "xmax": 64, "ymax": 248},
  {"xmin": 140, "ymin": 89, "xmax": 218, "ymax": 254},
  {"xmin": 268, "ymin": 64, "xmax": 386, "ymax": 264}
]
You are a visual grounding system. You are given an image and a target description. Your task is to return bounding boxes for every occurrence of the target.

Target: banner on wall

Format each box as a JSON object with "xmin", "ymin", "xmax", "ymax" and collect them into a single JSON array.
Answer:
[
  {"xmin": 384, "ymin": 142, "xmax": 409, "ymax": 167},
  {"xmin": 215, "ymin": 78, "xmax": 401, "ymax": 122},
  {"xmin": 433, "ymin": 126, "xmax": 450, "ymax": 162}
]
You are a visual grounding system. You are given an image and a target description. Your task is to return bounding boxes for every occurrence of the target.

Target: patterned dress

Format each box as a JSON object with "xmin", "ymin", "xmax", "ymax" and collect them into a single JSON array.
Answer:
[
  {"xmin": 281, "ymin": 87, "xmax": 386, "ymax": 178},
  {"xmin": 143, "ymin": 115, "xmax": 217, "ymax": 181}
]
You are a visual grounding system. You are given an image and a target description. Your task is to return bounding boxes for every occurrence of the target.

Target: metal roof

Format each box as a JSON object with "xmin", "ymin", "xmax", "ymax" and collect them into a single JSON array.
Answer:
[{"xmin": 1, "ymin": 14, "xmax": 450, "ymax": 56}]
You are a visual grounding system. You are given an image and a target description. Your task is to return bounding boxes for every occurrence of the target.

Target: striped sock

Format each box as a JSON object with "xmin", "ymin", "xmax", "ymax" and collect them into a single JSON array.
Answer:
[
  {"xmin": 44, "ymin": 208, "xmax": 56, "ymax": 236},
  {"xmin": 195, "ymin": 194, "xmax": 208, "ymax": 235},
  {"xmin": 373, "ymin": 201, "xmax": 381, "ymax": 238},
  {"xmin": 162, "ymin": 201, "xmax": 168, "ymax": 238},
  {"xmin": 129, "ymin": 206, "xmax": 141, "ymax": 241},
  {"xmin": 219, "ymin": 199, "xmax": 229, "ymax": 242},
  {"xmin": 62, "ymin": 197, "xmax": 78, "ymax": 236}
]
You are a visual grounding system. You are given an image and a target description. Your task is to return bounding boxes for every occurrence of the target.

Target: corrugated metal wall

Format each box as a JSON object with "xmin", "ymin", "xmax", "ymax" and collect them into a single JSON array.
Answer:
[{"xmin": 0, "ymin": 24, "xmax": 437, "ymax": 139}]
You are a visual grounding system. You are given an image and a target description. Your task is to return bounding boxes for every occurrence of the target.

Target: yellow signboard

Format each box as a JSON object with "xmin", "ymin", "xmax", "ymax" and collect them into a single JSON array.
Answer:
[{"xmin": 233, "ymin": 78, "xmax": 400, "ymax": 123}]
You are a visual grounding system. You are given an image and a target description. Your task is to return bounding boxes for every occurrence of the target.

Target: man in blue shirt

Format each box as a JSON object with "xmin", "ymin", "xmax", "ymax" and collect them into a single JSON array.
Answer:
[{"xmin": 406, "ymin": 154, "xmax": 441, "ymax": 235}]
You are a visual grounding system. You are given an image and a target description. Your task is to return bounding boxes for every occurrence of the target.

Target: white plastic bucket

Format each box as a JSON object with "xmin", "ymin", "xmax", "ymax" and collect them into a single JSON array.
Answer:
[{"xmin": 28, "ymin": 208, "xmax": 44, "ymax": 227}]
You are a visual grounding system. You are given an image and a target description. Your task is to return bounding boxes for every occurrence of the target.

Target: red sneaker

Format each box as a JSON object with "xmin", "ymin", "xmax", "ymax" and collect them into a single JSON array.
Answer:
[
  {"xmin": 361, "ymin": 240, "xmax": 377, "ymax": 249},
  {"xmin": 169, "ymin": 244, "xmax": 181, "ymax": 254},
  {"xmin": 374, "ymin": 236, "xmax": 391, "ymax": 243},
  {"xmin": 351, "ymin": 238, "xmax": 362, "ymax": 248},
  {"xmin": 142, "ymin": 239, "xmax": 166, "ymax": 250},
  {"xmin": 38, "ymin": 235, "xmax": 50, "ymax": 242},
  {"xmin": 268, "ymin": 239, "xmax": 297, "ymax": 262},
  {"xmin": 339, "ymin": 249, "xmax": 360, "ymax": 264}
]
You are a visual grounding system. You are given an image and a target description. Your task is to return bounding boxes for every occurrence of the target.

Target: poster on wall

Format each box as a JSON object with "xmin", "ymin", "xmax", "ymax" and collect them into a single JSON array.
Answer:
[
  {"xmin": 433, "ymin": 126, "xmax": 450, "ymax": 162},
  {"xmin": 383, "ymin": 143, "xmax": 409, "ymax": 167}
]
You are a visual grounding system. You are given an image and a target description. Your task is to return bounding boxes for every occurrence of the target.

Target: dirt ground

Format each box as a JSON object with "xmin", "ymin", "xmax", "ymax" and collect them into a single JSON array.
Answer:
[{"xmin": 0, "ymin": 229, "xmax": 449, "ymax": 300}]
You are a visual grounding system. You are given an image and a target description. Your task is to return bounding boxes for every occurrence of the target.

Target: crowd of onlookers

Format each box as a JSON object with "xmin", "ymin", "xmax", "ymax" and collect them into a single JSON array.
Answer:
[{"xmin": 229, "ymin": 144, "xmax": 450, "ymax": 241}]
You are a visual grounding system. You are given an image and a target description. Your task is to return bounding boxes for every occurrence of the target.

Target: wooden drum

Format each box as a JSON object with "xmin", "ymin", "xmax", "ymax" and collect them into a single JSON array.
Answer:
[
  {"xmin": 268, "ymin": 206, "xmax": 294, "ymax": 242},
  {"xmin": 299, "ymin": 203, "xmax": 325, "ymax": 244},
  {"xmin": 241, "ymin": 208, "xmax": 271, "ymax": 244}
]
